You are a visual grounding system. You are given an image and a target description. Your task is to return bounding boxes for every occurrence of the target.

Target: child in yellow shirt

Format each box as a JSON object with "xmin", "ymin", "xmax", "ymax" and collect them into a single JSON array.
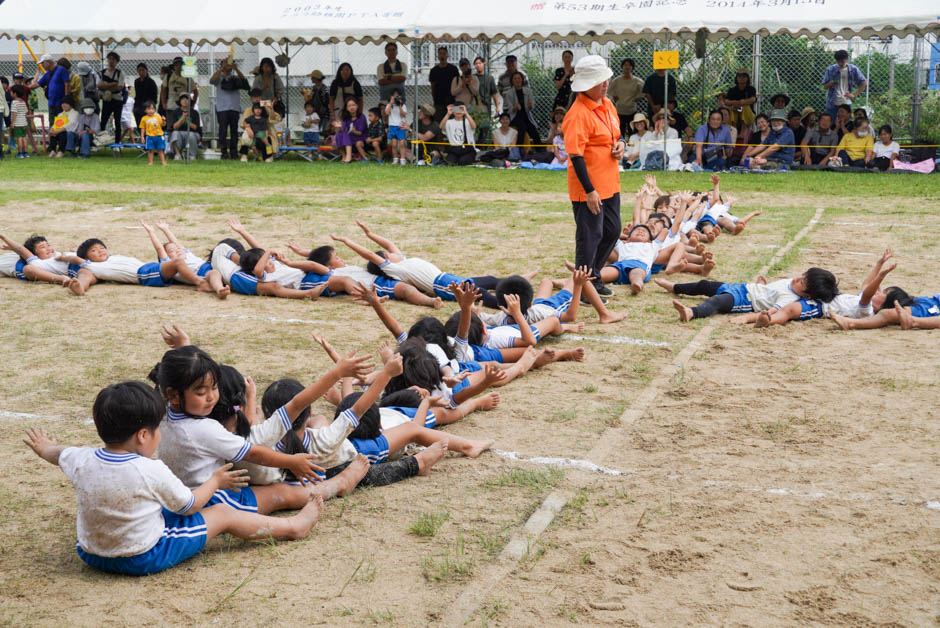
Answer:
[{"xmin": 138, "ymin": 101, "xmax": 166, "ymax": 166}]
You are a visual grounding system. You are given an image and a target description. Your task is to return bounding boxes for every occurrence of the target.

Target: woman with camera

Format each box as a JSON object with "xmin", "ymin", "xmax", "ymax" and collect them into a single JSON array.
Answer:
[
  {"xmin": 210, "ymin": 59, "xmax": 249, "ymax": 160},
  {"xmin": 450, "ymin": 59, "xmax": 480, "ymax": 113},
  {"xmin": 252, "ymin": 57, "xmax": 285, "ymax": 116}
]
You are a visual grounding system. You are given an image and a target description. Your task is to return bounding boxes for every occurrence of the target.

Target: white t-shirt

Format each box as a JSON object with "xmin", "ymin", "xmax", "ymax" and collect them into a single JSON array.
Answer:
[
  {"xmin": 234, "ymin": 405, "xmax": 293, "ymax": 485},
  {"xmin": 379, "ymin": 256, "xmax": 442, "ymax": 295},
  {"xmin": 211, "ymin": 243, "xmax": 240, "ymax": 283},
  {"xmin": 121, "ymin": 95, "xmax": 136, "ymax": 130},
  {"xmin": 59, "ymin": 447, "xmax": 195, "ymax": 558},
  {"xmin": 387, "ymin": 104, "xmax": 407, "ymax": 127},
  {"xmin": 295, "ymin": 111, "xmax": 320, "ymax": 133},
  {"xmin": 0, "ymin": 253, "xmax": 20, "ymax": 277},
  {"xmin": 84, "ymin": 255, "xmax": 145, "ymax": 283},
  {"xmin": 425, "ymin": 339, "xmax": 472, "ymax": 372},
  {"xmin": 614, "ymin": 240, "xmax": 663, "ymax": 270},
  {"xmin": 493, "ymin": 126, "xmax": 518, "ymax": 148},
  {"xmin": 873, "ymin": 141, "xmax": 899, "ymax": 159},
  {"xmin": 629, "ymin": 131, "xmax": 654, "ymax": 164},
  {"xmin": 835, "ymin": 66, "xmax": 851, "ymax": 105},
  {"xmin": 283, "ymin": 408, "xmax": 360, "ymax": 470},
  {"xmin": 261, "ymin": 261, "xmax": 305, "ymax": 289},
  {"xmin": 29, "ymin": 251, "xmax": 71, "ymax": 276},
  {"xmin": 158, "ymin": 408, "xmax": 254, "ymax": 488},
  {"xmin": 484, "ymin": 325, "xmax": 527, "ymax": 349},
  {"xmin": 822, "ymin": 292, "xmax": 873, "ymax": 319},
  {"xmin": 445, "ymin": 117, "xmax": 475, "ymax": 147},
  {"xmin": 747, "ymin": 278, "xmax": 799, "ymax": 311},
  {"xmin": 332, "ymin": 265, "xmax": 377, "ymax": 289}
]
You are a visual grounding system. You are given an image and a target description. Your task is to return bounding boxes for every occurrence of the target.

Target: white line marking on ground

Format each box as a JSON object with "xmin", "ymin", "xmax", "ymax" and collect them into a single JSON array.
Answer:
[
  {"xmin": 442, "ymin": 208, "xmax": 827, "ymax": 625},
  {"xmin": 158, "ymin": 311, "xmax": 322, "ymax": 325},
  {"xmin": 564, "ymin": 334, "xmax": 670, "ymax": 348},
  {"xmin": 491, "ymin": 449, "xmax": 628, "ymax": 476}
]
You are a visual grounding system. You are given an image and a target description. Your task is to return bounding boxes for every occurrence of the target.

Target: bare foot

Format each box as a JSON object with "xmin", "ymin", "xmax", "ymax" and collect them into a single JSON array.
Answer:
[
  {"xmin": 553, "ymin": 347, "xmax": 585, "ymax": 362},
  {"xmin": 688, "ymin": 233, "xmax": 700, "ymax": 247},
  {"xmin": 561, "ymin": 322, "xmax": 585, "ymax": 333},
  {"xmin": 695, "ymin": 243, "xmax": 707, "ymax": 255},
  {"xmin": 654, "ymin": 278, "xmax": 675, "ymax": 293},
  {"xmin": 895, "ymin": 302, "xmax": 915, "ymax": 330},
  {"xmin": 475, "ymin": 392, "xmax": 500, "ymax": 411},
  {"xmin": 598, "ymin": 311, "xmax": 627, "ymax": 324},
  {"xmin": 317, "ymin": 454, "xmax": 369, "ymax": 499},
  {"xmin": 706, "ymin": 229, "xmax": 717, "ymax": 243},
  {"xmin": 379, "ymin": 339, "xmax": 395, "ymax": 363},
  {"xmin": 756, "ymin": 275, "xmax": 767, "ymax": 285},
  {"xmin": 68, "ymin": 279, "xmax": 85, "ymax": 296},
  {"xmin": 464, "ymin": 439, "xmax": 494, "ymax": 459},
  {"xmin": 196, "ymin": 279, "xmax": 213, "ymax": 293},
  {"xmin": 306, "ymin": 284, "xmax": 328, "ymax": 300},
  {"xmin": 287, "ymin": 494, "xmax": 323, "ymax": 539},
  {"xmin": 702, "ymin": 257, "xmax": 716, "ymax": 277},
  {"xmin": 416, "ymin": 441, "xmax": 448, "ymax": 476},
  {"xmin": 522, "ymin": 269, "xmax": 539, "ymax": 280},
  {"xmin": 431, "ymin": 297, "xmax": 444, "ymax": 309},
  {"xmin": 672, "ymin": 299, "xmax": 693, "ymax": 322},
  {"xmin": 216, "ymin": 285, "xmax": 231, "ymax": 299},
  {"xmin": 533, "ymin": 348, "xmax": 555, "ymax": 368},
  {"xmin": 515, "ymin": 346, "xmax": 539, "ymax": 373},
  {"xmin": 831, "ymin": 314, "xmax": 852, "ymax": 330},
  {"xmin": 630, "ymin": 283, "xmax": 643, "ymax": 295},
  {"xmin": 551, "ymin": 278, "xmax": 566, "ymax": 289},
  {"xmin": 563, "ymin": 259, "xmax": 577, "ymax": 272},
  {"xmin": 754, "ymin": 311, "xmax": 772, "ymax": 328},
  {"xmin": 733, "ymin": 223, "xmax": 746, "ymax": 235}
]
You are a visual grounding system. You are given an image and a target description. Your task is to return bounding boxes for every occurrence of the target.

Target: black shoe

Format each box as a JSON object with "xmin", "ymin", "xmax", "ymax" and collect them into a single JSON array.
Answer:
[
  {"xmin": 581, "ymin": 294, "xmax": 608, "ymax": 306},
  {"xmin": 593, "ymin": 280, "xmax": 613, "ymax": 296}
]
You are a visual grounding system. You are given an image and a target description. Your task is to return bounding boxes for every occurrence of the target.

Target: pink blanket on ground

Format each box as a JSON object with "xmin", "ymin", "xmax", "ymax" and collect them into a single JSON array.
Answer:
[{"xmin": 891, "ymin": 158, "xmax": 935, "ymax": 173}]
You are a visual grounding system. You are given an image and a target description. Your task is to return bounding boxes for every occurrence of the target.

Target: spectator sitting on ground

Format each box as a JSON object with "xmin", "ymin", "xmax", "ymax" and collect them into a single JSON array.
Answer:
[
  {"xmin": 133, "ymin": 64, "xmax": 158, "ymax": 127},
  {"xmin": 835, "ymin": 117, "xmax": 873, "ymax": 167},
  {"xmin": 429, "ymin": 47, "xmax": 458, "ymax": 122},
  {"xmin": 834, "ymin": 103, "xmax": 852, "ymax": 139},
  {"xmin": 548, "ymin": 106, "xmax": 566, "ymax": 142},
  {"xmin": 723, "ymin": 68, "xmax": 756, "ymax": 132},
  {"xmin": 414, "ymin": 103, "xmax": 443, "ymax": 165},
  {"xmin": 801, "ymin": 112, "xmax": 838, "ymax": 166},
  {"xmin": 75, "ymin": 98, "xmax": 99, "ymax": 159},
  {"xmin": 241, "ymin": 89, "xmax": 281, "ymax": 155},
  {"xmin": 376, "ymin": 42, "xmax": 407, "ymax": 105},
  {"xmin": 450, "ymin": 58, "xmax": 479, "ymax": 112},
  {"xmin": 788, "ymin": 109, "xmax": 806, "ymax": 162},
  {"xmin": 719, "ymin": 106, "xmax": 738, "ymax": 145},
  {"xmin": 693, "ymin": 109, "xmax": 733, "ymax": 171},
  {"xmin": 551, "ymin": 128, "xmax": 568, "ymax": 166},
  {"xmin": 48, "ymin": 95, "xmax": 77, "ymax": 158},
  {"xmin": 252, "ymin": 57, "xmax": 285, "ymax": 115},
  {"xmin": 870, "ymin": 124, "xmax": 899, "ymax": 171},
  {"xmin": 440, "ymin": 102, "xmax": 477, "ymax": 166},
  {"xmin": 167, "ymin": 94, "xmax": 201, "ymax": 160},
  {"xmin": 503, "ymin": 71, "xmax": 541, "ymax": 146},
  {"xmin": 748, "ymin": 109, "xmax": 795, "ymax": 170},
  {"xmin": 161, "ymin": 57, "xmax": 197, "ymax": 114},
  {"xmin": 743, "ymin": 113, "xmax": 771, "ymax": 161},
  {"xmin": 768, "ymin": 92, "xmax": 790, "ymax": 113},
  {"xmin": 642, "ymin": 67, "xmax": 677, "ymax": 115},
  {"xmin": 625, "ymin": 112, "xmax": 653, "ymax": 169},
  {"xmin": 210, "ymin": 58, "xmax": 249, "ymax": 159},
  {"xmin": 609, "ymin": 58, "xmax": 645, "ymax": 139},
  {"xmin": 552, "ymin": 49, "xmax": 575, "ymax": 110},
  {"xmin": 822, "ymin": 49, "xmax": 867, "ymax": 122},
  {"xmin": 801, "ymin": 107, "xmax": 816, "ymax": 132},
  {"xmin": 497, "ymin": 55, "xmax": 528, "ymax": 101},
  {"xmin": 31, "ymin": 55, "xmax": 71, "ymax": 122},
  {"xmin": 647, "ymin": 109, "xmax": 682, "ymax": 170},
  {"xmin": 667, "ymin": 98, "xmax": 694, "ymax": 161},
  {"xmin": 478, "ymin": 112, "xmax": 520, "ymax": 163},
  {"xmin": 853, "ymin": 107, "xmax": 868, "ymax": 127},
  {"xmin": 328, "ymin": 63, "xmax": 363, "ymax": 125}
]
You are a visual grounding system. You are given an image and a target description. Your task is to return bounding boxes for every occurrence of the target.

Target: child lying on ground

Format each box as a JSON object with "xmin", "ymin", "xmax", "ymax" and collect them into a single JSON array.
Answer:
[
  {"xmin": 657, "ymin": 267, "xmax": 838, "ymax": 321},
  {"xmin": 729, "ymin": 249, "xmax": 896, "ymax": 327},
  {"xmin": 23, "ymin": 381, "xmax": 323, "ymax": 576},
  {"xmin": 0, "ymin": 233, "xmax": 73, "ymax": 285},
  {"xmin": 148, "ymin": 221, "xmax": 230, "ymax": 299},
  {"xmin": 694, "ymin": 175, "xmax": 762, "ymax": 238},
  {"xmin": 831, "ymin": 286, "xmax": 940, "ymax": 331}
]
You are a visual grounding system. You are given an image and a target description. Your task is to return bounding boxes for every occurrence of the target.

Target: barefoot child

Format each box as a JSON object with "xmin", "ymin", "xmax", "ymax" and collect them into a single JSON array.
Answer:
[
  {"xmin": 138, "ymin": 101, "xmax": 166, "ymax": 166},
  {"xmin": 831, "ymin": 287, "xmax": 940, "ymax": 331},
  {"xmin": 658, "ymin": 268, "xmax": 838, "ymax": 321},
  {"xmin": 145, "ymin": 221, "xmax": 230, "ymax": 298},
  {"xmin": 23, "ymin": 381, "xmax": 323, "ymax": 576},
  {"xmin": 0, "ymin": 233, "xmax": 70, "ymax": 284}
]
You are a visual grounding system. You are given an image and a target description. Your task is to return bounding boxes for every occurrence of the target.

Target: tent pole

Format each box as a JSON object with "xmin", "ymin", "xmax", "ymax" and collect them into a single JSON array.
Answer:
[
  {"xmin": 700, "ymin": 46, "xmax": 706, "ymax": 129},
  {"xmin": 185, "ymin": 43, "xmax": 192, "ymax": 165},
  {"xmin": 752, "ymin": 34, "xmax": 761, "ymax": 114},
  {"xmin": 910, "ymin": 36, "xmax": 922, "ymax": 140},
  {"xmin": 412, "ymin": 38, "xmax": 420, "ymax": 166},
  {"xmin": 285, "ymin": 42, "xmax": 290, "ymax": 148},
  {"xmin": 208, "ymin": 46, "xmax": 216, "ymax": 150}
]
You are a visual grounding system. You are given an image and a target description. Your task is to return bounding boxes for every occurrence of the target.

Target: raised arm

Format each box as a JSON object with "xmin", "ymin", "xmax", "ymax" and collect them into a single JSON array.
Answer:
[
  {"xmin": 286, "ymin": 242, "xmax": 312, "ymax": 258},
  {"xmin": 362, "ymin": 284, "xmax": 405, "ymax": 340},
  {"xmin": 350, "ymin": 354, "xmax": 403, "ymax": 417},
  {"xmin": 502, "ymin": 294, "xmax": 537, "ymax": 347},
  {"xmin": 285, "ymin": 350, "xmax": 374, "ymax": 422},
  {"xmin": 229, "ymin": 218, "xmax": 263, "ymax": 249},
  {"xmin": 271, "ymin": 250, "xmax": 330, "ymax": 274},
  {"xmin": 356, "ymin": 220, "xmax": 402, "ymax": 255},
  {"xmin": 330, "ymin": 234, "xmax": 385, "ymax": 265},
  {"xmin": 251, "ymin": 250, "xmax": 274, "ymax": 279},
  {"xmin": 23, "ymin": 427, "xmax": 66, "ymax": 466},
  {"xmin": 156, "ymin": 220, "xmax": 183, "ymax": 249},
  {"xmin": 859, "ymin": 249, "xmax": 896, "ymax": 306},
  {"xmin": 0, "ymin": 233, "xmax": 35, "ymax": 261},
  {"xmin": 452, "ymin": 281, "xmax": 480, "ymax": 342},
  {"xmin": 140, "ymin": 221, "xmax": 168, "ymax": 260},
  {"xmin": 311, "ymin": 331, "xmax": 342, "ymax": 363},
  {"xmin": 709, "ymin": 174, "xmax": 721, "ymax": 206}
]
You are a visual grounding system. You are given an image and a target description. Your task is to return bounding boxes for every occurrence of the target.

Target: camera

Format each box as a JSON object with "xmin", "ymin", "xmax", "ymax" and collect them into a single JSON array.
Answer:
[
  {"xmin": 462, "ymin": 68, "xmax": 472, "ymax": 77},
  {"xmin": 393, "ymin": 95, "xmax": 402, "ymax": 105}
]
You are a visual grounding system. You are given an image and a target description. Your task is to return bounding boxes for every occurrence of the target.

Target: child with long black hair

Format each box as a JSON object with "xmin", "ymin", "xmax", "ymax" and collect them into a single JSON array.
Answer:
[{"xmin": 832, "ymin": 286, "xmax": 940, "ymax": 331}]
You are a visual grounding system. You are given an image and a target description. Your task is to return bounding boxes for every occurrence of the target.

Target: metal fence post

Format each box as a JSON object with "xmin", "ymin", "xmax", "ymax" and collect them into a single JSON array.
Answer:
[
  {"xmin": 911, "ymin": 36, "xmax": 922, "ymax": 139},
  {"xmin": 752, "ymin": 34, "xmax": 761, "ymax": 112}
]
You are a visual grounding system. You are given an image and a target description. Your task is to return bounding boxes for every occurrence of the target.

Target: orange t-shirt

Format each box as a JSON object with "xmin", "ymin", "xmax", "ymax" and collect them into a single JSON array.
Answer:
[{"xmin": 562, "ymin": 93, "xmax": 621, "ymax": 202}]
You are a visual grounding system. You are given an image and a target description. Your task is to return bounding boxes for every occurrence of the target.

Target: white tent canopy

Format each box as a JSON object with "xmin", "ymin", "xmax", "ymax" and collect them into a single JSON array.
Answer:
[{"xmin": 1, "ymin": 0, "xmax": 937, "ymax": 46}]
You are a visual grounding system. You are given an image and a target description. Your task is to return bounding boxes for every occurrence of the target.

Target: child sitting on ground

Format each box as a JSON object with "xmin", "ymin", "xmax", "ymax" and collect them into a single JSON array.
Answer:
[
  {"xmin": 48, "ymin": 95, "xmax": 78, "ymax": 158},
  {"xmin": 23, "ymin": 381, "xmax": 323, "ymax": 576},
  {"xmin": 657, "ymin": 267, "xmax": 838, "ymax": 322},
  {"xmin": 365, "ymin": 107, "xmax": 386, "ymax": 163}
]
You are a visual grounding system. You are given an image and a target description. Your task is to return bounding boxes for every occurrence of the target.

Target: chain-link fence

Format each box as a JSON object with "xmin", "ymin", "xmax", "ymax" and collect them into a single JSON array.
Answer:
[{"xmin": 2, "ymin": 34, "xmax": 934, "ymax": 151}]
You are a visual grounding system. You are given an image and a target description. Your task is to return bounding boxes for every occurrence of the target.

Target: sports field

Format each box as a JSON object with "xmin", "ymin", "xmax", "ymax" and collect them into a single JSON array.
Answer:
[{"xmin": 1, "ymin": 162, "xmax": 938, "ymax": 626}]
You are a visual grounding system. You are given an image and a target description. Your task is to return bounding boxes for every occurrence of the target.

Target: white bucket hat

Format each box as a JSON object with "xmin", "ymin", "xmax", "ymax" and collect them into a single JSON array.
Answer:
[{"xmin": 570, "ymin": 55, "xmax": 613, "ymax": 92}]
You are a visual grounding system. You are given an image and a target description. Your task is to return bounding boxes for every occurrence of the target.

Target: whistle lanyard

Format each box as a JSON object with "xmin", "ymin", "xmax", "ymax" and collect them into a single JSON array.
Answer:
[{"xmin": 592, "ymin": 107, "xmax": 618, "ymax": 144}]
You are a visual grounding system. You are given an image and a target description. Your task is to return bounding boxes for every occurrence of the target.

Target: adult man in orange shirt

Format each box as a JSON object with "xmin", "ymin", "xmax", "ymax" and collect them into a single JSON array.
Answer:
[{"xmin": 562, "ymin": 55, "xmax": 626, "ymax": 297}]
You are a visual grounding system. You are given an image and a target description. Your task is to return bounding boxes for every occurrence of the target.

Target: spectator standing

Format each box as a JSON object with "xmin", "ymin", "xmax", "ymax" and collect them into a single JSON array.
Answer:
[
  {"xmin": 328, "ymin": 63, "xmax": 363, "ymax": 124},
  {"xmin": 97, "ymin": 51, "xmax": 125, "ymax": 133},
  {"xmin": 609, "ymin": 58, "xmax": 645, "ymax": 139},
  {"xmin": 497, "ymin": 55, "xmax": 528, "ymax": 101},
  {"xmin": 414, "ymin": 103, "xmax": 443, "ymax": 165},
  {"xmin": 502, "ymin": 71, "xmax": 541, "ymax": 147},
  {"xmin": 747, "ymin": 109, "xmax": 795, "ymax": 170},
  {"xmin": 562, "ymin": 55, "xmax": 624, "ymax": 295},
  {"xmin": 133, "ymin": 64, "xmax": 158, "ymax": 126},
  {"xmin": 0, "ymin": 78, "xmax": 6, "ymax": 159},
  {"xmin": 450, "ymin": 58, "xmax": 479, "ymax": 112},
  {"xmin": 74, "ymin": 62, "xmax": 100, "ymax": 114},
  {"xmin": 167, "ymin": 94, "xmax": 201, "ymax": 160},
  {"xmin": 376, "ymin": 42, "xmax": 407, "ymax": 105},
  {"xmin": 305, "ymin": 70, "xmax": 331, "ymax": 134},
  {"xmin": 642, "ymin": 68, "xmax": 676, "ymax": 115},
  {"xmin": 210, "ymin": 59, "xmax": 249, "ymax": 159},
  {"xmin": 692, "ymin": 109, "xmax": 733, "ymax": 170},
  {"xmin": 723, "ymin": 69, "xmax": 756, "ymax": 131},
  {"xmin": 32, "ymin": 55, "xmax": 71, "ymax": 122},
  {"xmin": 429, "ymin": 47, "xmax": 458, "ymax": 122},
  {"xmin": 252, "ymin": 57, "xmax": 285, "ymax": 116},
  {"xmin": 161, "ymin": 57, "xmax": 198, "ymax": 114},
  {"xmin": 473, "ymin": 57, "xmax": 499, "ymax": 116},
  {"xmin": 801, "ymin": 112, "xmax": 838, "ymax": 165},
  {"xmin": 835, "ymin": 117, "xmax": 874, "ymax": 167},
  {"xmin": 552, "ymin": 50, "xmax": 575, "ymax": 110},
  {"xmin": 822, "ymin": 50, "xmax": 867, "ymax": 122},
  {"xmin": 870, "ymin": 124, "xmax": 899, "ymax": 171}
]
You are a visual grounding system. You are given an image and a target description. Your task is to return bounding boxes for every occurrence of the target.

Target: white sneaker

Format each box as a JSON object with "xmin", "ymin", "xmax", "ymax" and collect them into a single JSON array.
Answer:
[
  {"xmin": 392, "ymin": 158, "xmax": 399, "ymax": 165},
  {"xmin": 174, "ymin": 153, "xmax": 181, "ymax": 161},
  {"xmin": 240, "ymin": 155, "xmax": 248, "ymax": 162},
  {"xmin": 264, "ymin": 156, "xmax": 274, "ymax": 163}
]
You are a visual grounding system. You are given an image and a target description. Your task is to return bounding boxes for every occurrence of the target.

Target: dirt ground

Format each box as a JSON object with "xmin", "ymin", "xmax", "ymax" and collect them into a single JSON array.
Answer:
[{"xmin": 0, "ymin": 178, "xmax": 937, "ymax": 627}]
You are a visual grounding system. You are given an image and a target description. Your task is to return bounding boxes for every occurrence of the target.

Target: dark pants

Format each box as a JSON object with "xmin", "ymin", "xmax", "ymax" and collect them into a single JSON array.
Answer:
[
  {"xmin": 838, "ymin": 150, "xmax": 867, "ymax": 168},
  {"xmin": 445, "ymin": 145, "xmax": 476, "ymax": 166},
  {"xmin": 327, "ymin": 456, "xmax": 419, "ymax": 487},
  {"xmin": 468, "ymin": 275, "xmax": 501, "ymax": 309},
  {"xmin": 216, "ymin": 110, "xmax": 240, "ymax": 156},
  {"xmin": 617, "ymin": 113, "xmax": 634, "ymax": 140},
  {"xmin": 100, "ymin": 98, "xmax": 123, "ymax": 133},
  {"xmin": 870, "ymin": 156, "xmax": 892, "ymax": 171},
  {"xmin": 674, "ymin": 280, "xmax": 733, "ymax": 319},
  {"xmin": 47, "ymin": 105, "xmax": 62, "ymax": 128},
  {"xmin": 511, "ymin": 112, "xmax": 541, "ymax": 146},
  {"xmin": 572, "ymin": 193, "xmax": 622, "ymax": 281},
  {"xmin": 240, "ymin": 136, "xmax": 270, "ymax": 157}
]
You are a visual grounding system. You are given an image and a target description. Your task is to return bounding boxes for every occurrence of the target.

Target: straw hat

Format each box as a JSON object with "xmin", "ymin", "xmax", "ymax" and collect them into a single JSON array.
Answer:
[
  {"xmin": 419, "ymin": 103, "xmax": 436, "ymax": 117},
  {"xmin": 652, "ymin": 109, "xmax": 675, "ymax": 124},
  {"xmin": 629, "ymin": 112, "xmax": 649, "ymax": 130},
  {"xmin": 800, "ymin": 106, "xmax": 816, "ymax": 122},
  {"xmin": 309, "ymin": 70, "xmax": 324, "ymax": 80},
  {"xmin": 570, "ymin": 55, "xmax": 613, "ymax": 92}
]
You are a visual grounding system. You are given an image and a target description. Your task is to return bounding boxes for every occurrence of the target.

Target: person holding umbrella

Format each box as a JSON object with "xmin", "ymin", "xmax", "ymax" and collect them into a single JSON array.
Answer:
[{"xmin": 561, "ymin": 56, "xmax": 624, "ymax": 297}]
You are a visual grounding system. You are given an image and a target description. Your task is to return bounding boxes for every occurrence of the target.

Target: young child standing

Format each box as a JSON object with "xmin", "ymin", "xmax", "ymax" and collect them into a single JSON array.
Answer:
[
  {"xmin": 138, "ymin": 101, "xmax": 166, "ymax": 165},
  {"xmin": 23, "ymin": 381, "xmax": 324, "ymax": 576},
  {"xmin": 10, "ymin": 84, "xmax": 30, "ymax": 159},
  {"xmin": 384, "ymin": 88, "xmax": 409, "ymax": 164},
  {"xmin": 298, "ymin": 100, "xmax": 320, "ymax": 147}
]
